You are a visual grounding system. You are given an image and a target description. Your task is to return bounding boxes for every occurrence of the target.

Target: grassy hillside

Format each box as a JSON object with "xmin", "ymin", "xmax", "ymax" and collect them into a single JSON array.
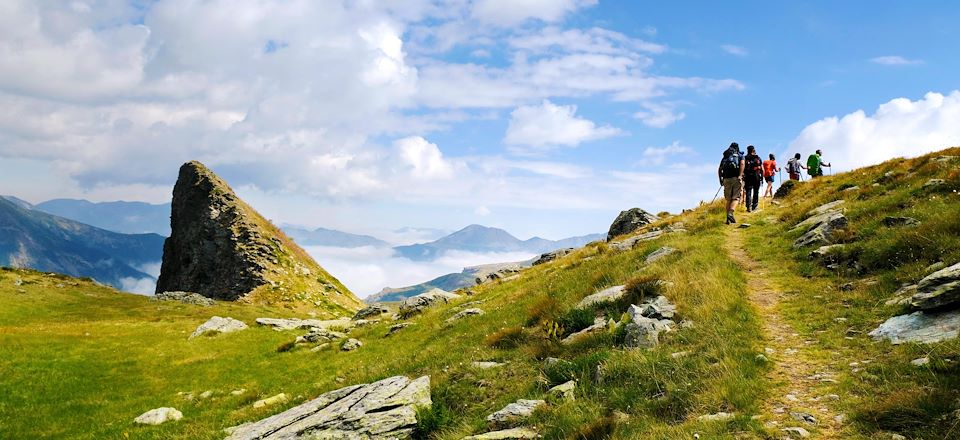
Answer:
[{"xmin": 1, "ymin": 148, "xmax": 958, "ymax": 439}]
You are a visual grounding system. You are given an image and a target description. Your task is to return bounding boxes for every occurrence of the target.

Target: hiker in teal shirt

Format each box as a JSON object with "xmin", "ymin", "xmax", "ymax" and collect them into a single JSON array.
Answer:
[{"xmin": 807, "ymin": 149, "xmax": 831, "ymax": 178}]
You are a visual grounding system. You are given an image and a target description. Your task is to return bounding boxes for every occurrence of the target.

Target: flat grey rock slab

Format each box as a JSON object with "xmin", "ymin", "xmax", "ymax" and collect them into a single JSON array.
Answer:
[
  {"xmin": 190, "ymin": 316, "xmax": 248, "ymax": 339},
  {"xmin": 486, "ymin": 400, "xmax": 545, "ymax": 430},
  {"xmin": 869, "ymin": 310, "xmax": 960, "ymax": 344},
  {"xmin": 645, "ymin": 246, "xmax": 677, "ymax": 264},
  {"xmin": 446, "ymin": 308, "xmax": 484, "ymax": 323},
  {"xmin": 609, "ymin": 230, "xmax": 664, "ymax": 251},
  {"xmin": 576, "ymin": 285, "xmax": 625, "ymax": 308},
  {"xmin": 398, "ymin": 288, "xmax": 460, "ymax": 317},
  {"xmin": 224, "ymin": 376, "xmax": 430, "ymax": 440}
]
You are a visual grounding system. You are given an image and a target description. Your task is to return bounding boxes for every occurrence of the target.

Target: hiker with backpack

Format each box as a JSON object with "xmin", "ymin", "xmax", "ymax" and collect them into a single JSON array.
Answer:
[
  {"xmin": 743, "ymin": 145, "xmax": 763, "ymax": 212},
  {"xmin": 718, "ymin": 142, "xmax": 745, "ymax": 225},
  {"xmin": 786, "ymin": 153, "xmax": 806, "ymax": 181},
  {"xmin": 762, "ymin": 153, "xmax": 780, "ymax": 198},
  {"xmin": 807, "ymin": 149, "xmax": 831, "ymax": 178}
]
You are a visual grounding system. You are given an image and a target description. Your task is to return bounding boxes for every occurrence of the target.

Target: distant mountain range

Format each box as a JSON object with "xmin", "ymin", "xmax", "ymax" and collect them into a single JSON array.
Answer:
[
  {"xmin": 283, "ymin": 227, "xmax": 389, "ymax": 248},
  {"xmin": 393, "ymin": 224, "xmax": 604, "ymax": 261},
  {"xmin": 367, "ymin": 259, "xmax": 534, "ymax": 303},
  {"xmin": 0, "ymin": 197, "xmax": 165, "ymax": 290},
  {"xmin": 33, "ymin": 199, "xmax": 172, "ymax": 235}
]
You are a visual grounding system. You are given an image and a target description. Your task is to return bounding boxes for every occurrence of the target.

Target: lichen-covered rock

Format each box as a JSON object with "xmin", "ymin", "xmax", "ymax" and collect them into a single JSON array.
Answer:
[
  {"xmin": 576, "ymin": 285, "xmax": 625, "ymax": 308},
  {"xmin": 486, "ymin": 400, "xmax": 545, "ymax": 429},
  {"xmin": 645, "ymin": 246, "xmax": 677, "ymax": 264},
  {"xmin": 463, "ymin": 427, "xmax": 540, "ymax": 439},
  {"xmin": 809, "ymin": 244, "xmax": 845, "ymax": 262},
  {"xmin": 398, "ymin": 288, "xmax": 459, "ymax": 317},
  {"xmin": 155, "ymin": 161, "xmax": 362, "ymax": 312},
  {"xmin": 910, "ymin": 262, "xmax": 960, "ymax": 310},
  {"xmin": 446, "ymin": 308, "xmax": 484, "ymax": 323},
  {"xmin": 869, "ymin": 310, "xmax": 960, "ymax": 344},
  {"xmin": 793, "ymin": 211, "xmax": 848, "ymax": 248},
  {"xmin": 608, "ymin": 229, "xmax": 665, "ymax": 252},
  {"xmin": 353, "ymin": 304, "xmax": 389, "ymax": 320},
  {"xmin": 341, "ymin": 338, "xmax": 362, "ymax": 351},
  {"xmin": 296, "ymin": 329, "xmax": 347, "ymax": 344},
  {"xmin": 606, "ymin": 208, "xmax": 658, "ymax": 241},
  {"xmin": 532, "ymin": 248, "xmax": 574, "ymax": 266},
  {"xmin": 547, "ymin": 381, "xmax": 576, "ymax": 401},
  {"xmin": 189, "ymin": 316, "xmax": 248, "ymax": 339},
  {"xmin": 155, "ymin": 291, "xmax": 215, "ymax": 306},
  {"xmin": 134, "ymin": 407, "xmax": 183, "ymax": 425},
  {"xmin": 225, "ymin": 376, "xmax": 431, "ymax": 440},
  {"xmin": 561, "ymin": 317, "xmax": 610, "ymax": 344}
]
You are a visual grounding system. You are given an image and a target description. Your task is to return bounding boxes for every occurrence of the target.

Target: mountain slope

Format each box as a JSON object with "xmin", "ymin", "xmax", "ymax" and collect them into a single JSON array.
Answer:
[
  {"xmin": 34, "ymin": 199, "xmax": 172, "ymax": 235},
  {"xmin": 283, "ymin": 226, "xmax": 388, "ymax": 248},
  {"xmin": 394, "ymin": 224, "xmax": 602, "ymax": 261},
  {"xmin": 1, "ymin": 148, "xmax": 958, "ymax": 439},
  {"xmin": 367, "ymin": 259, "xmax": 534, "ymax": 302},
  {"xmin": 156, "ymin": 161, "xmax": 363, "ymax": 314},
  {"xmin": 0, "ymin": 197, "xmax": 164, "ymax": 289}
]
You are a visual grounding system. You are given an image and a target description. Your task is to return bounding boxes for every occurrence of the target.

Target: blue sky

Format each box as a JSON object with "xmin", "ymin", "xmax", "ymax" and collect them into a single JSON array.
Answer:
[{"xmin": 1, "ymin": 0, "xmax": 959, "ymax": 241}]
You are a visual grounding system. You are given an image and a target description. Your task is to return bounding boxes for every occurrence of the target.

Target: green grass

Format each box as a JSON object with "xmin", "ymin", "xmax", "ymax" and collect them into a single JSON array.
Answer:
[
  {"xmin": 0, "ymin": 197, "xmax": 772, "ymax": 439},
  {"xmin": 740, "ymin": 148, "xmax": 960, "ymax": 439}
]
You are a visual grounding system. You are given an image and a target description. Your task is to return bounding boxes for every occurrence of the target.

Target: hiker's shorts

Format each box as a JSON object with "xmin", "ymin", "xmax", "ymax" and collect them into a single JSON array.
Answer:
[
  {"xmin": 723, "ymin": 177, "xmax": 742, "ymax": 201},
  {"xmin": 764, "ymin": 175, "xmax": 775, "ymax": 183}
]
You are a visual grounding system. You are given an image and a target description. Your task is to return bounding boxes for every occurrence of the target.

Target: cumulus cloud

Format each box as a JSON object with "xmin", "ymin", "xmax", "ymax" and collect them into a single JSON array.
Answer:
[
  {"xmin": 471, "ymin": 0, "xmax": 598, "ymax": 26},
  {"xmin": 633, "ymin": 102, "xmax": 686, "ymax": 128},
  {"xmin": 120, "ymin": 276, "xmax": 156, "ymax": 295},
  {"xmin": 642, "ymin": 141, "xmax": 694, "ymax": 166},
  {"xmin": 789, "ymin": 91, "xmax": 960, "ymax": 171},
  {"xmin": 394, "ymin": 136, "xmax": 457, "ymax": 179},
  {"xmin": 721, "ymin": 44, "xmax": 748, "ymax": 57},
  {"xmin": 504, "ymin": 100, "xmax": 621, "ymax": 151},
  {"xmin": 870, "ymin": 55, "xmax": 923, "ymax": 66}
]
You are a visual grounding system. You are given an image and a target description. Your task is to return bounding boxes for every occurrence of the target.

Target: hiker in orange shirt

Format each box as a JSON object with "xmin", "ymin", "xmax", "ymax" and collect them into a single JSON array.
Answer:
[{"xmin": 762, "ymin": 153, "xmax": 780, "ymax": 198}]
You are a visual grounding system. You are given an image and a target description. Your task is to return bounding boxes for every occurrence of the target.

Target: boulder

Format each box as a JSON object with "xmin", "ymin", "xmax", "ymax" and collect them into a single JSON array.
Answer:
[
  {"xmin": 808, "ymin": 200, "xmax": 845, "ymax": 216},
  {"xmin": 561, "ymin": 317, "xmax": 610, "ymax": 344},
  {"xmin": 155, "ymin": 161, "xmax": 361, "ymax": 311},
  {"xmin": 256, "ymin": 317, "xmax": 353, "ymax": 331},
  {"xmin": 774, "ymin": 180, "xmax": 799, "ymax": 199},
  {"xmin": 532, "ymin": 248, "xmax": 574, "ymax": 266},
  {"xmin": 609, "ymin": 230, "xmax": 663, "ymax": 252},
  {"xmin": 547, "ymin": 381, "xmax": 576, "ymax": 401},
  {"xmin": 353, "ymin": 304, "xmax": 389, "ymax": 320},
  {"xmin": 446, "ymin": 308, "xmax": 485, "ymax": 323},
  {"xmin": 225, "ymin": 376, "xmax": 431, "ymax": 440},
  {"xmin": 606, "ymin": 208, "xmax": 658, "ymax": 241},
  {"xmin": 809, "ymin": 244, "xmax": 845, "ymax": 262},
  {"xmin": 155, "ymin": 291, "xmax": 215, "ymax": 306},
  {"xmin": 793, "ymin": 211, "xmax": 848, "ymax": 248},
  {"xmin": 398, "ymin": 288, "xmax": 460, "ymax": 317},
  {"xmin": 909, "ymin": 262, "xmax": 960, "ymax": 310},
  {"xmin": 868, "ymin": 310, "xmax": 960, "ymax": 344},
  {"xmin": 297, "ymin": 329, "xmax": 347, "ymax": 344},
  {"xmin": 645, "ymin": 246, "xmax": 677, "ymax": 264},
  {"xmin": 134, "ymin": 407, "xmax": 183, "ymax": 425},
  {"xmin": 486, "ymin": 400, "xmax": 545, "ymax": 429},
  {"xmin": 635, "ymin": 295, "xmax": 677, "ymax": 319},
  {"xmin": 462, "ymin": 428, "xmax": 540, "ymax": 440},
  {"xmin": 882, "ymin": 216, "xmax": 920, "ymax": 227},
  {"xmin": 623, "ymin": 302, "xmax": 675, "ymax": 349},
  {"xmin": 576, "ymin": 285, "xmax": 625, "ymax": 308},
  {"xmin": 341, "ymin": 338, "xmax": 363, "ymax": 351},
  {"xmin": 189, "ymin": 316, "xmax": 248, "ymax": 339},
  {"xmin": 386, "ymin": 323, "xmax": 411, "ymax": 336},
  {"xmin": 924, "ymin": 179, "xmax": 946, "ymax": 188}
]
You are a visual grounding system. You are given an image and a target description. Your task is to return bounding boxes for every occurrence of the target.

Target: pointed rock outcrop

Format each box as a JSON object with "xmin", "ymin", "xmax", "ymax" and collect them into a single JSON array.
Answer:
[{"xmin": 156, "ymin": 161, "xmax": 362, "ymax": 313}]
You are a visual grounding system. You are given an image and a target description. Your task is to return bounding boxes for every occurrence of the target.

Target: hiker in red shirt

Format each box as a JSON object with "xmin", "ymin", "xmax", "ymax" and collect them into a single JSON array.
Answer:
[{"xmin": 762, "ymin": 153, "xmax": 780, "ymax": 198}]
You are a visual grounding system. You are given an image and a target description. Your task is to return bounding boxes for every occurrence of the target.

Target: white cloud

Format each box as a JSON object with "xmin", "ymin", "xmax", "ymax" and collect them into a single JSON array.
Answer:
[
  {"xmin": 509, "ymin": 26, "xmax": 666, "ymax": 55},
  {"xmin": 120, "ymin": 276, "xmax": 156, "ymax": 295},
  {"xmin": 870, "ymin": 55, "xmax": 923, "ymax": 66},
  {"xmin": 475, "ymin": 205, "xmax": 491, "ymax": 216},
  {"xmin": 471, "ymin": 0, "xmax": 597, "ymax": 26},
  {"xmin": 304, "ymin": 245, "xmax": 535, "ymax": 297},
  {"xmin": 394, "ymin": 136, "xmax": 457, "ymax": 179},
  {"xmin": 789, "ymin": 91, "xmax": 960, "ymax": 171},
  {"xmin": 642, "ymin": 141, "xmax": 694, "ymax": 166},
  {"xmin": 633, "ymin": 102, "xmax": 686, "ymax": 128},
  {"xmin": 504, "ymin": 100, "xmax": 621, "ymax": 151},
  {"xmin": 721, "ymin": 44, "xmax": 748, "ymax": 57}
]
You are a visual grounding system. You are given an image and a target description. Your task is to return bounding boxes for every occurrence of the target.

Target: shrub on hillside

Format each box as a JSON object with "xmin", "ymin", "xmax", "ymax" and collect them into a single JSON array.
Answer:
[
  {"xmin": 570, "ymin": 415, "xmax": 617, "ymax": 440},
  {"xmin": 484, "ymin": 326, "xmax": 528, "ymax": 349},
  {"xmin": 526, "ymin": 296, "xmax": 560, "ymax": 326},
  {"xmin": 413, "ymin": 403, "xmax": 453, "ymax": 440}
]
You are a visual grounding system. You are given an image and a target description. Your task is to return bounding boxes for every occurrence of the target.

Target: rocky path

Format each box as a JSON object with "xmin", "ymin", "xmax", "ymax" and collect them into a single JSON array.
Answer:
[{"xmin": 725, "ymin": 224, "xmax": 844, "ymax": 439}]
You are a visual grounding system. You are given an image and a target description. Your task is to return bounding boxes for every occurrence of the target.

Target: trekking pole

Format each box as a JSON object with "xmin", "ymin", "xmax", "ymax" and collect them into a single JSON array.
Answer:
[{"xmin": 710, "ymin": 185, "xmax": 722, "ymax": 203}]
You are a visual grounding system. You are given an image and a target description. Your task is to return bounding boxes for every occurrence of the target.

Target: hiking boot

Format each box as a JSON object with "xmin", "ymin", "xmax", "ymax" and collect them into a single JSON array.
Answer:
[{"xmin": 727, "ymin": 213, "xmax": 736, "ymax": 224}]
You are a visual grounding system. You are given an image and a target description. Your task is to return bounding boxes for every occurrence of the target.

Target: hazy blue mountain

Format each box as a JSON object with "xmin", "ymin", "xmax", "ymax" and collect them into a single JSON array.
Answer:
[
  {"xmin": 1, "ymin": 195, "xmax": 33, "ymax": 210},
  {"xmin": 0, "ymin": 197, "xmax": 165, "ymax": 290},
  {"xmin": 284, "ymin": 227, "xmax": 389, "ymax": 248},
  {"xmin": 367, "ymin": 259, "xmax": 534, "ymax": 303},
  {"xmin": 393, "ymin": 224, "xmax": 603, "ymax": 261},
  {"xmin": 34, "ymin": 199, "xmax": 171, "ymax": 235}
]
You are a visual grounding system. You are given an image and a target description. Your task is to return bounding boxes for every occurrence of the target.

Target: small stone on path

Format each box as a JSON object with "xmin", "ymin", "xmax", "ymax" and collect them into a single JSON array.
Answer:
[{"xmin": 911, "ymin": 357, "xmax": 930, "ymax": 366}]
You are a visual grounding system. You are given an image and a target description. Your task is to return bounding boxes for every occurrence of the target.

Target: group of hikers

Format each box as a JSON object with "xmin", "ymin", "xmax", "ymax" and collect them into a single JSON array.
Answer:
[{"xmin": 718, "ymin": 142, "xmax": 832, "ymax": 225}]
